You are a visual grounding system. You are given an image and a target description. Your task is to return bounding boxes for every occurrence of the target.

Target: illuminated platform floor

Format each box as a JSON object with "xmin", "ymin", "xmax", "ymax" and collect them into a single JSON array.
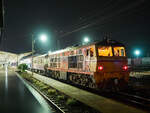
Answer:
[
  {"xmin": 27, "ymin": 71, "xmax": 146, "ymax": 113},
  {"xmin": 0, "ymin": 69, "xmax": 53, "ymax": 113}
]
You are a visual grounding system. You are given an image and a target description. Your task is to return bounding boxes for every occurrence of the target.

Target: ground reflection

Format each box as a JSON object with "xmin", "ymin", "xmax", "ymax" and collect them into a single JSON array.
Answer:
[
  {"xmin": 0, "ymin": 68, "xmax": 53, "ymax": 113},
  {"xmin": 5, "ymin": 65, "xmax": 8, "ymax": 91}
]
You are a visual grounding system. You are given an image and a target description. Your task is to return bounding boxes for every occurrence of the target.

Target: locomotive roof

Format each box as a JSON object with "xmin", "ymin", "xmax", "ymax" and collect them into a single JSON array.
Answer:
[
  {"xmin": 95, "ymin": 39, "xmax": 125, "ymax": 46},
  {"xmin": 47, "ymin": 39, "xmax": 124, "ymax": 55},
  {"xmin": 75, "ymin": 39, "xmax": 125, "ymax": 49},
  {"xmin": 20, "ymin": 53, "xmax": 42, "ymax": 60}
]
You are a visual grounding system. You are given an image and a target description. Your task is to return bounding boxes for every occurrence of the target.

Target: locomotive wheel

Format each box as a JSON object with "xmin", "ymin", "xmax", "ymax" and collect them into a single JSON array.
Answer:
[
  {"xmin": 56, "ymin": 71, "xmax": 60, "ymax": 79},
  {"xmin": 118, "ymin": 79, "xmax": 128, "ymax": 91},
  {"xmin": 98, "ymin": 81, "xmax": 104, "ymax": 89},
  {"xmin": 89, "ymin": 82, "xmax": 97, "ymax": 89},
  {"xmin": 69, "ymin": 74, "xmax": 77, "ymax": 84},
  {"xmin": 69, "ymin": 74, "xmax": 73, "ymax": 81},
  {"xmin": 99, "ymin": 79, "xmax": 119, "ymax": 92},
  {"xmin": 51, "ymin": 71, "xmax": 55, "ymax": 78},
  {"xmin": 87, "ymin": 76, "xmax": 97, "ymax": 89},
  {"xmin": 110, "ymin": 79, "xmax": 120, "ymax": 92},
  {"xmin": 46, "ymin": 69, "xmax": 49, "ymax": 76}
]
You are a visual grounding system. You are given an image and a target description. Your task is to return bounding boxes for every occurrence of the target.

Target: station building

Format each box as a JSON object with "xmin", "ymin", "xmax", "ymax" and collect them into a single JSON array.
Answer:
[{"xmin": 0, "ymin": 51, "xmax": 18, "ymax": 68}]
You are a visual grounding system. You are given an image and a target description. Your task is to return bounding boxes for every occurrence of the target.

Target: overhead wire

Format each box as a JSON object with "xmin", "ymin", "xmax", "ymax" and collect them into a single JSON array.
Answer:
[
  {"xmin": 61, "ymin": 0, "xmax": 119, "ymax": 34},
  {"xmin": 58, "ymin": 0, "xmax": 146, "ymax": 38},
  {"xmin": 2, "ymin": 0, "xmax": 148, "ymax": 53},
  {"xmin": 65, "ymin": 0, "xmax": 115, "ymax": 29}
]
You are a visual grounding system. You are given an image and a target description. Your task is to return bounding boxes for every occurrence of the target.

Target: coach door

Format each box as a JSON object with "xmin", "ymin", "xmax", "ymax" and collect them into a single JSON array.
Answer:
[
  {"xmin": 85, "ymin": 48, "xmax": 90, "ymax": 72},
  {"xmin": 85, "ymin": 46, "xmax": 96, "ymax": 72},
  {"xmin": 89, "ymin": 46, "xmax": 96, "ymax": 72}
]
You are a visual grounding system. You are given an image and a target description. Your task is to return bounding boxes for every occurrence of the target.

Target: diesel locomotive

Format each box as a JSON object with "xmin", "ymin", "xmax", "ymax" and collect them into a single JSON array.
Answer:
[{"xmin": 24, "ymin": 39, "xmax": 129, "ymax": 90}]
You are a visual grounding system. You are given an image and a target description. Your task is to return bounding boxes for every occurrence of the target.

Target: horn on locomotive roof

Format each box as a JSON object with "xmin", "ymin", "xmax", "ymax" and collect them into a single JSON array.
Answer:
[
  {"xmin": 103, "ymin": 32, "xmax": 112, "ymax": 42},
  {"xmin": 103, "ymin": 36, "xmax": 111, "ymax": 44}
]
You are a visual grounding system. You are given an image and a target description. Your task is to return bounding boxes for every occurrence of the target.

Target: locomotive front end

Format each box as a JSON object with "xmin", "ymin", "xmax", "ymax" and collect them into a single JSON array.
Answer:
[{"xmin": 94, "ymin": 40, "xmax": 129, "ymax": 90}]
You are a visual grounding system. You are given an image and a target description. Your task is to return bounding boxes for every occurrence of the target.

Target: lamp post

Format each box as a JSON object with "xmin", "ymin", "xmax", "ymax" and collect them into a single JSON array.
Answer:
[
  {"xmin": 32, "ymin": 34, "xmax": 35, "ymax": 75},
  {"xmin": 31, "ymin": 34, "xmax": 47, "ymax": 75}
]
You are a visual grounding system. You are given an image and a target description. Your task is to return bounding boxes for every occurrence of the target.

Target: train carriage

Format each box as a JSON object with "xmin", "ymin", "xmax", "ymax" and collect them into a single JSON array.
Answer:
[{"xmin": 33, "ymin": 54, "xmax": 48, "ymax": 73}]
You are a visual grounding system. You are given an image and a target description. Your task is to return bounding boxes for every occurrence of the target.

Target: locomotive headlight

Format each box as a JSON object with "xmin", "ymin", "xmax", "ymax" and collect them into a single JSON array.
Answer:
[
  {"xmin": 98, "ymin": 66, "xmax": 103, "ymax": 71},
  {"xmin": 122, "ymin": 65, "xmax": 128, "ymax": 70}
]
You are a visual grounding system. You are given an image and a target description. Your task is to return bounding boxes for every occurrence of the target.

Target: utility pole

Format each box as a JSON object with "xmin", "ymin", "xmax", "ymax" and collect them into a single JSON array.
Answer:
[
  {"xmin": 32, "ymin": 34, "xmax": 35, "ymax": 76},
  {"xmin": 0, "ymin": 0, "xmax": 4, "ymax": 44}
]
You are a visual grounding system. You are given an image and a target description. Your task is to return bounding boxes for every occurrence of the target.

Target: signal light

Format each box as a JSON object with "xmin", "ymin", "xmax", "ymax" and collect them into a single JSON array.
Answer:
[
  {"xmin": 123, "ymin": 66, "xmax": 128, "ymax": 70},
  {"xmin": 98, "ymin": 66, "xmax": 103, "ymax": 71}
]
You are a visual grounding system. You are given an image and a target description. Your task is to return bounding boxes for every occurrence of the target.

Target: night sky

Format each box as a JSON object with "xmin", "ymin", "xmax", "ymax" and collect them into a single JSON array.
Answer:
[{"xmin": 1, "ymin": 0, "xmax": 150, "ymax": 57}]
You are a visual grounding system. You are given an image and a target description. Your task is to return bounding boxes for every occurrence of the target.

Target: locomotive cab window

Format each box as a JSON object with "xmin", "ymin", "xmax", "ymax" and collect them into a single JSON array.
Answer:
[
  {"xmin": 113, "ymin": 47, "xmax": 125, "ymax": 56},
  {"xmin": 98, "ymin": 46, "xmax": 113, "ymax": 56}
]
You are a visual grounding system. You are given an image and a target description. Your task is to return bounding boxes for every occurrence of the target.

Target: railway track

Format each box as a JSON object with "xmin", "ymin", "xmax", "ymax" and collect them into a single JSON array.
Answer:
[
  {"xmin": 116, "ymin": 92, "xmax": 150, "ymax": 110},
  {"xmin": 27, "ymin": 81, "xmax": 69, "ymax": 113}
]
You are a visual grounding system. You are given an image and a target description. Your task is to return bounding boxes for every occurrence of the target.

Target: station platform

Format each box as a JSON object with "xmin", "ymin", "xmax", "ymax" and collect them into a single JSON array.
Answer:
[
  {"xmin": 27, "ymin": 71, "xmax": 146, "ymax": 113},
  {"xmin": 130, "ymin": 71, "xmax": 150, "ymax": 77}
]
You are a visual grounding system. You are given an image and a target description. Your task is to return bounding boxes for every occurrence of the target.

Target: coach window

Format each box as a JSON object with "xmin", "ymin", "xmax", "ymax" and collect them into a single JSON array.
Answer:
[
  {"xmin": 80, "ymin": 55, "xmax": 84, "ymax": 61},
  {"xmin": 55, "ymin": 58, "xmax": 57, "ymax": 62},
  {"xmin": 58, "ymin": 58, "xmax": 60, "ymax": 62},
  {"xmin": 50, "ymin": 58, "xmax": 53, "ymax": 62},
  {"xmin": 71, "ymin": 51, "xmax": 74, "ymax": 55},
  {"xmin": 86, "ymin": 49, "xmax": 90, "ymax": 56},
  {"xmin": 79, "ymin": 49, "xmax": 82, "ymax": 54}
]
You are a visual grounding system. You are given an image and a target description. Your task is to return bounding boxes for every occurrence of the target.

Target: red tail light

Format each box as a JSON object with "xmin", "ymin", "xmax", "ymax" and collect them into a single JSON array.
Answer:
[
  {"xmin": 123, "ymin": 66, "xmax": 128, "ymax": 70},
  {"xmin": 98, "ymin": 66, "xmax": 103, "ymax": 71}
]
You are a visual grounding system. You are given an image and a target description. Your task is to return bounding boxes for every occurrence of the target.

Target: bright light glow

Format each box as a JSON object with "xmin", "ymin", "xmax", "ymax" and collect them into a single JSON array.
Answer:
[
  {"xmin": 134, "ymin": 50, "xmax": 140, "ymax": 56},
  {"xmin": 5, "ymin": 64, "xmax": 8, "ymax": 90},
  {"xmin": 48, "ymin": 50, "xmax": 52, "ymax": 54},
  {"xmin": 123, "ymin": 65, "xmax": 128, "ymax": 70},
  {"xmin": 40, "ymin": 34, "xmax": 47, "ymax": 42},
  {"xmin": 98, "ymin": 66, "xmax": 103, "ymax": 71},
  {"xmin": 84, "ymin": 37, "xmax": 89, "ymax": 43}
]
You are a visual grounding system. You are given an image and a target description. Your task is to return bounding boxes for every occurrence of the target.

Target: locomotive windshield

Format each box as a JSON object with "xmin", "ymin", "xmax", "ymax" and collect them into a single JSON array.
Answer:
[
  {"xmin": 98, "ymin": 46, "xmax": 126, "ymax": 57},
  {"xmin": 98, "ymin": 46, "xmax": 113, "ymax": 56},
  {"xmin": 113, "ymin": 47, "xmax": 125, "ymax": 56}
]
